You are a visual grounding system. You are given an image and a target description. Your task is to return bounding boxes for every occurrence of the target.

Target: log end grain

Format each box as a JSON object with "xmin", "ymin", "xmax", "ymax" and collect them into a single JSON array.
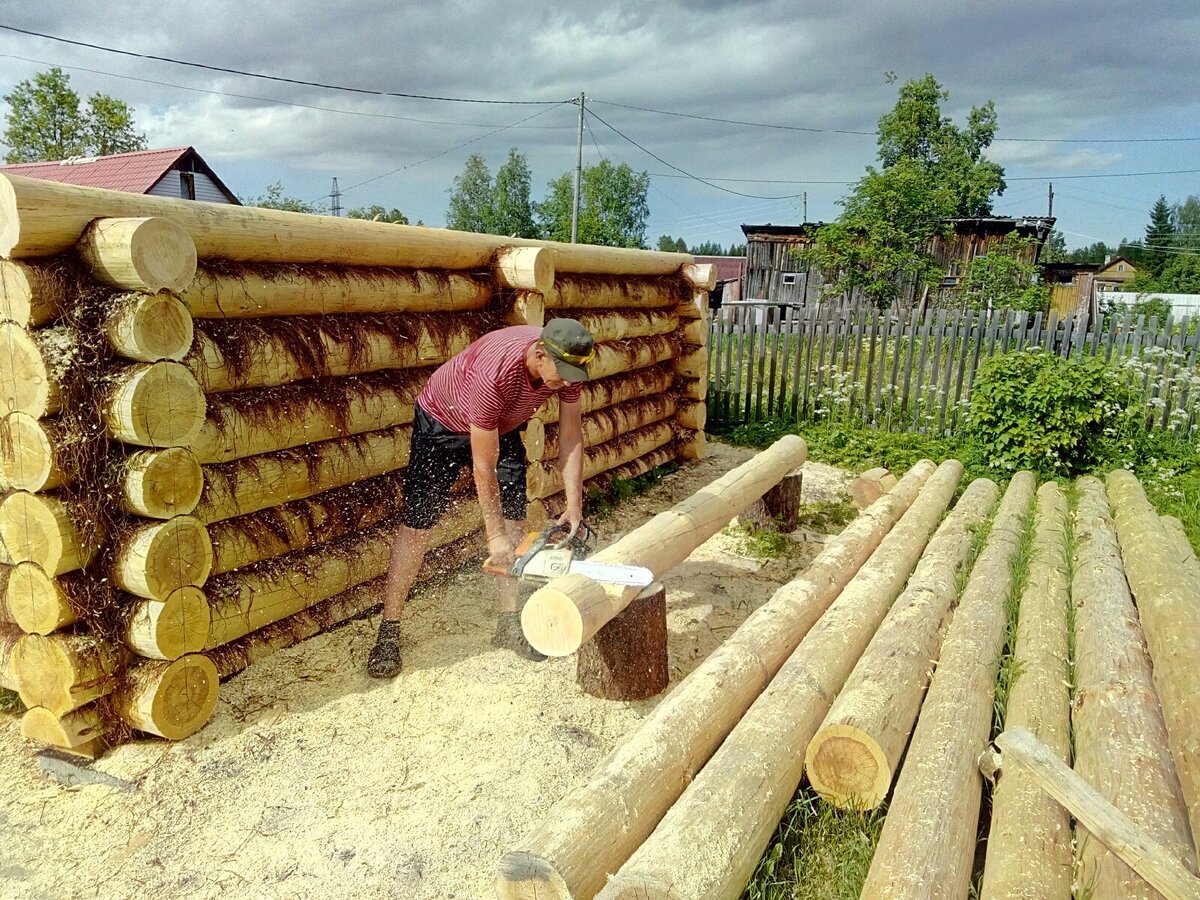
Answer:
[
  {"xmin": 21, "ymin": 704, "xmax": 106, "ymax": 750},
  {"xmin": 0, "ymin": 322, "xmax": 53, "ymax": 416},
  {"xmin": 0, "ymin": 491, "xmax": 91, "ymax": 574},
  {"xmin": 496, "ymin": 246, "xmax": 555, "ymax": 295},
  {"xmin": 0, "ymin": 410, "xmax": 61, "ymax": 491},
  {"xmin": 805, "ymin": 722, "xmax": 891, "ymax": 810},
  {"xmin": 119, "ymin": 654, "xmax": 219, "ymax": 740},
  {"xmin": 120, "ymin": 447, "xmax": 204, "ymax": 519},
  {"xmin": 126, "ymin": 586, "xmax": 212, "ymax": 660},
  {"xmin": 678, "ymin": 429, "xmax": 706, "ymax": 461},
  {"xmin": 103, "ymin": 361, "xmax": 206, "ymax": 448},
  {"xmin": 522, "ymin": 573, "xmax": 610, "ymax": 657},
  {"xmin": 114, "ymin": 515, "xmax": 213, "ymax": 600},
  {"xmin": 495, "ymin": 851, "xmax": 574, "ymax": 900},
  {"xmin": 127, "ymin": 217, "xmax": 198, "ymax": 294},
  {"xmin": 5, "ymin": 562, "xmax": 76, "ymax": 634},
  {"xmin": 105, "ymin": 291, "xmax": 195, "ymax": 362},
  {"xmin": 13, "ymin": 632, "xmax": 117, "ymax": 715}
]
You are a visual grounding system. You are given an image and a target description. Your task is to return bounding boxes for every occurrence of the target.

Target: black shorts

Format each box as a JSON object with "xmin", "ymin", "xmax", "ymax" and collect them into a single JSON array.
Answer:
[{"xmin": 399, "ymin": 403, "xmax": 528, "ymax": 530}]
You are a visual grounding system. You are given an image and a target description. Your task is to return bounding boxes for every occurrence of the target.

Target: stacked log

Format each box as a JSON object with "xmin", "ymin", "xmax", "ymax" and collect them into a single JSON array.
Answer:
[{"xmin": 0, "ymin": 173, "xmax": 706, "ymax": 755}]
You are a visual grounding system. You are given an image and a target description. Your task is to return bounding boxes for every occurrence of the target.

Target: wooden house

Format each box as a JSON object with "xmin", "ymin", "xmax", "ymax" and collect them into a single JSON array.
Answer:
[{"xmin": 1045, "ymin": 257, "xmax": 1137, "ymax": 316}]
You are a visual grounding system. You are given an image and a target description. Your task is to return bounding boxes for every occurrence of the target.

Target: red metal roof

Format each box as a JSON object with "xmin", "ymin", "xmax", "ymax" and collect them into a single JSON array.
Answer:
[
  {"xmin": 0, "ymin": 147, "xmax": 192, "ymax": 193},
  {"xmin": 694, "ymin": 255, "xmax": 746, "ymax": 285}
]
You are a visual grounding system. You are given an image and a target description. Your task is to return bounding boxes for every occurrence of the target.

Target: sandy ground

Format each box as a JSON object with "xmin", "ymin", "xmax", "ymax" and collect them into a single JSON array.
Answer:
[{"xmin": 0, "ymin": 442, "xmax": 850, "ymax": 900}]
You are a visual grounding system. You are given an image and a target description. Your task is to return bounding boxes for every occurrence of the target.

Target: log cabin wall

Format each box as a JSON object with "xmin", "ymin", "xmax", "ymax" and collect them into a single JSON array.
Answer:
[{"xmin": 0, "ymin": 174, "xmax": 709, "ymax": 754}]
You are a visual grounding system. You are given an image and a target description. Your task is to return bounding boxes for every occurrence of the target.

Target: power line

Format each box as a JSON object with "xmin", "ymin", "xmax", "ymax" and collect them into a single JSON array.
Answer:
[
  {"xmin": 644, "ymin": 167, "xmax": 1200, "ymax": 187},
  {"xmin": 0, "ymin": 24, "xmax": 568, "ymax": 106}
]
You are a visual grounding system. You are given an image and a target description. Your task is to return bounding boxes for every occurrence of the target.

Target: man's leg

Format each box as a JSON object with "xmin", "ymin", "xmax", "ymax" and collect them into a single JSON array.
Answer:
[{"xmin": 490, "ymin": 435, "xmax": 546, "ymax": 660}]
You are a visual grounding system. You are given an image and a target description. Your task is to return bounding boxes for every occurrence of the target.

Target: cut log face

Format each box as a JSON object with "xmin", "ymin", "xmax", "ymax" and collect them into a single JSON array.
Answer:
[
  {"xmin": 21, "ymin": 703, "xmax": 106, "ymax": 750},
  {"xmin": 0, "ymin": 322, "xmax": 72, "ymax": 417},
  {"xmin": 13, "ymin": 631, "xmax": 122, "ymax": 715},
  {"xmin": 674, "ymin": 399, "xmax": 707, "ymax": 433},
  {"xmin": 6, "ymin": 562, "xmax": 78, "ymax": 634},
  {"xmin": 112, "ymin": 515, "xmax": 214, "ymax": 600},
  {"xmin": 103, "ymin": 361, "xmax": 207, "ymax": 447},
  {"xmin": 672, "ymin": 345, "xmax": 707, "ymax": 380},
  {"xmin": 117, "ymin": 654, "xmax": 219, "ymax": 740},
  {"xmin": 77, "ymin": 216, "xmax": 197, "ymax": 294},
  {"xmin": 103, "ymin": 292, "xmax": 195, "ymax": 362},
  {"xmin": 0, "ymin": 260, "xmax": 65, "ymax": 327},
  {"xmin": 681, "ymin": 263, "xmax": 717, "ymax": 291},
  {"xmin": 119, "ymin": 446, "xmax": 205, "ymax": 519},
  {"xmin": 0, "ymin": 411, "xmax": 73, "ymax": 491},
  {"xmin": 496, "ymin": 246, "xmax": 554, "ymax": 294},
  {"xmin": 0, "ymin": 491, "xmax": 102, "ymax": 574},
  {"xmin": 505, "ymin": 291, "xmax": 546, "ymax": 328},
  {"xmin": 125, "ymin": 585, "xmax": 212, "ymax": 660},
  {"xmin": 577, "ymin": 582, "xmax": 669, "ymax": 701}
]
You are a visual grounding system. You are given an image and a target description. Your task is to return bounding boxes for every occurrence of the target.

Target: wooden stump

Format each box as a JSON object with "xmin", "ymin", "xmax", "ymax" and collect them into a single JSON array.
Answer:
[
  {"xmin": 577, "ymin": 583, "xmax": 668, "ymax": 701},
  {"xmin": 740, "ymin": 467, "xmax": 804, "ymax": 531}
]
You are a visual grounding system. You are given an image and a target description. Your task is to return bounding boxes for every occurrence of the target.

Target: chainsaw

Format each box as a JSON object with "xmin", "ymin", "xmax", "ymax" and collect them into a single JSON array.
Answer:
[{"xmin": 483, "ymin": 523, "xmax": 654, "ymax": 587}]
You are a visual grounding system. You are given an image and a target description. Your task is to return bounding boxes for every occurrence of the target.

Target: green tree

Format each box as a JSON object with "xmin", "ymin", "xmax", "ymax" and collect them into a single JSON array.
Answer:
[
  {"xmin": 490, "ymin": 149, "xmax": 536, "ymax": 238},
  {"xmin": 536, "ymin": 159, "xmax": 650, "ymax": 248},
  {"xmin": 1144, "ymin": 194, "xmax": 1174, "ymax": 277},
  {"xmin": 446, "ymin": 153, "xmax": 495, "ymax": 233},
  {"xmin": 347, "ymin": 205, "xmax": 409, "ymax": 224},
  {"xmin": 656, "ymin": 235, "xmax": 688, "ymax": 252},
  {"xmin": 241, "ymin": 182, "xmax": 322, "ymax": 213},
  {"xmin": 876, "ymin": 73, "xmax": 1005, "ymax": 217},
  {"xmin": 691, "ymin": 240, "xmax": 725, "ymax": 256},
  {"xmin": 960, "ymin": 235, "xmax": 1048, "ymax": 313},
  {"xmin": 1040, "ymin": 228, "xmax": 1067, "ymax": 263},
  {"xmin": 727, "ymin": 243, "xmax": 747, "ymax": 257},
  {"xmin": 1175, "ymin": 195, "xmax": 1200, "ymax": 246},
  {"xmin": 3, "ymin": 67, "xmax": 145, "ymax": 163},
  {"xmin": 1066, "ymin": 241, "xmax": 1114, "ymax": 264}
]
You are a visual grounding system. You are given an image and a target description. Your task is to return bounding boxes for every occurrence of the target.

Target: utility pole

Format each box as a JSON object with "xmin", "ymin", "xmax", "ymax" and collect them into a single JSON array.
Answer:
[
  {"xmin": 571, "ymin": 92, "xmax": 585, "ymax": 244},
  {"xmin": 330, "ymin": 177, "xmax": 342, "ymax": 217},
  {"xmin": 803, "ymin": 191, "xmax": 808, "ymax": 223},
  {"xmin": 1047, "ymin": 182, "xmax": 1054, "ymax": 218}
]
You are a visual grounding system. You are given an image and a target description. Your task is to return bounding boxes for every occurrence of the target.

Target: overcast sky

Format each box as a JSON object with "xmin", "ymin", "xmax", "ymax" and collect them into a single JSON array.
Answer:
[{"xmin": 1, "ymin": 2, "xmax": 1198, "ymax": 252}]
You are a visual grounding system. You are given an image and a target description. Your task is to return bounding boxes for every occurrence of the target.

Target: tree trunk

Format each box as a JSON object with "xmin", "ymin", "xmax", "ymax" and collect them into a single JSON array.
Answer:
[
  {"xmin": 596, "ymin": 461, "xmax": 963, "ymax": 900},
  {"xmin": 102, "ymin": 291, "xmax": 195, "ymax": 362},
  {"xmin": 183, "ymin": 265, "xmax": 492, "ymax": 318},
  {"xmin": 102, "ymin": 361, "xmax": 207, "ymax": 448},
  {"xmin": 124, "ymin": 585, "xmax": 212, "ymax": 660},
  {"xmin": 739, "ymin": 468, "xmax": 805, "ymax": 532},
  {"xmin": 545, "ymin": 277, "xmax": 686, "ymax": 310},
  {"xmin": 860, "ymin": 472, "xmax": 1036, "ymax": 900},
  {"xmin": 542, "ymin": 396, "xmax": 677, "ymax": 461},
  {"xmin": 0, "ymin": 322, "xmax": 75, "ymax": 417},
  {"xmin": 186, "ymin": 317, "xmax": 478, "ymax": 393},
  {"xmin": 806, "ymin": 477, "xmax": 999, "ymax": 809},
  {"xmin": 522, "ymin": 435, "xmax": 810, "ymax": 657},
  {"xmin": 12, "ymin": 630, "xmax": 124, "ymax": 715},
  {"xmin": 526, "ymin": 421, "xmax": 676, "ymax": 501},
  {"xmin": 76, "ymin": 216, "xmax": 197, "ymax": 294},
  {"xmin": 115, "ymin": 653, "xmax": 219, "ymax": 740},
  {"xmin": 584, "ymin": 335, "xmax": 675, "ymax": 381},
  {"xmin": 539, "ymin": 364, "xmax": 674, "ymax": 424},
  {"xmin": 0, "ymin": 172, "xmax": 693, "ymax": 275},
  {"xmin": 192, "ymin": 369, "xmax": 425, "ymax": 463},
  {"xmin": 111, "ymin": 515, "xmax": 213, "ymax": 600},
  {"xmin": 1106, "ymin": 469, "xmax": 1200, "ymax": 851},
  {"xmin": 118, "ymin": 446, "xmax": 205, "ymax": 519},
  {"xmin": 577, "ymin": 582, "xmax": 668, "ymax": 701},
  {"xmin": 195, "ymin": 424, "xmax": 411, "ymax": 523},
  {"xmin": 0, "ymin": 491, "xmax": 103, "ymax": 574},
  {"xmin": 496, "ymin": 461, "xmax": 934, "ymax": 900},
  {"xmin": 1072, "ymin": 477, "xmax": 1197, "ymax": 899},
  {"xmin": 5, "ymin": 562, "xmax": 81, "ymax": 634},
  {"xmin": 0, "ymin": 260, "xmax": 67, "ymax": 327}
]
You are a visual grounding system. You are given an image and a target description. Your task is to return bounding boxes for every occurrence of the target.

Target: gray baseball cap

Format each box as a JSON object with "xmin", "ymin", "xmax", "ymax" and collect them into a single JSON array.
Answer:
[{"xmin": 541, "ymin": 318, "xmax": 595, "ymax": 382}]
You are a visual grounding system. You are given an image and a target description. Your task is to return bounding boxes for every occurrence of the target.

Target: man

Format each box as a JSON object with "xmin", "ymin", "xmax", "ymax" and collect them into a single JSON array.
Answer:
[{"xmin": 367, "ymin": 318, "xmax": 593, "ymax": 678}]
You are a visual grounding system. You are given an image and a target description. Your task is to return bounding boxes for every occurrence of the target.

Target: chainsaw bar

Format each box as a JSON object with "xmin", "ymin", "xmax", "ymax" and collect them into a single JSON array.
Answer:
[{"xmin": 569, "ymin": 559, "xmax": 655, "ymax": 587}]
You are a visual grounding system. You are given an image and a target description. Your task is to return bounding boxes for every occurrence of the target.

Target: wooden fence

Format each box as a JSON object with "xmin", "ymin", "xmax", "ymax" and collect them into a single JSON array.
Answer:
[{"xmin": 707, "ymin": 301, "xmax": 1200, "ymax": 435}]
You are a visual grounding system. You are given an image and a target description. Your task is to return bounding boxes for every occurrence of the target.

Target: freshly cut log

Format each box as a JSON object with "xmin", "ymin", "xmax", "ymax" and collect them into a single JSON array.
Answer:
[
  {"xmin": 576, "ymin": 582, "xmax": 668, "ymax": 701},
  {"xmin": 672, "ymin": 345, "xmax": 707, "ymax": 380},
  {"xmin": 125, "ymin": 585, "xmax": 211, "ymax": 660},
  {"xmin": 1107, "ymin": 469, "xmax": 1200, "ymax": 847},
  {"xmin": 111, "ymin": 515, "xmax": 213, "ymax": 599},
  {"xmin": 195, "ymin": 425, "xmax": 411, "ymax": 523},
  {"xmin": 540, "ymin": 364, "xmax": 674, "ymax": 424},
  {"xmin": 981, "ymin": 482, "xmax": 1073, "ymax": 900},
  {"xmin": 992, "ymin": 728, "xmax": 1200, "ymax": 900},
  {"xmin": 677, "ymin": 376, "xmax": 706, "ymax": 402},
  {"xmin": 0, "ymin": 260, "xmax": 67, "ymax": 326},
  {"xmin": 5, "ymin": 563, "xmax": 80, "ymax": 634},
  {"xmin": 192, "ymin": 370, "xmax": 425, "ymax": 463},
  {"xmin": 0, "ymin": 173, "xmax": 692, "ymax": 274},
  {"xmin": 598, "ymin": 461, "xmax": 964, "ymax": 900},
  {"xmin": 679, "ymin": 317, "xmax": 708, "ymax": 345},
  {"xmin": 12, "ymin": 630, "xmax": 123, "ymax": 715},
  {"xmin": 0, "ymin": 411, "xmax": 76, "ymax": 490},
  {"xmin": 527, "ymin": 421, "xmax": 676, "ymax": 501},
  {"xmin": 21, "ymin": 703, "xmax": 106, "ymax": 751},
  {"xmin": 522, "ymin": 417, "xmax": 546, "ymax": 462},
  {"xmin": 523, "ymin": 435, "xmax": 811, "ymax": 657},
  {"xmin": 739, "ymin": 468, "xmax": 805, "ymax": 532},
  {"xmin": 496, "ymin": 246, "xmax": 554, "ymax": 294},
  {"xmin": 505, "ymin": 291, "xmax": 545, "ymax": 327},
  {"xmin": 206, "ymin": 499, "xmax": 480, "ymax": 648},
  {"xmin": 675, "ymin": 289, "xmax": 709, "ymax": 321},
  {"xmin": 116, "ymin": 653, "xmax": 219, "ymax": 740},
  {"xmin": 0, "ymin": 491, "xmax": 103, "ymax": 574},
  {"xmin": 544, "ymin": 277, "xmax": 687, "ymax": 310},
  {"xmin": 208, "ymin": 473, "xmax": 406, "ymax": 574},
  {"xmin": 675, "ymin": 399, "xmax": 706, "ymax": 431},
  {"xmin": 0, "ymin": 322, "xmax": 75, "ymax": 417},
  {"xmin": 118, "ymin": 446, "xmax": 205, "ymax": 519},
  {"xmin": 566, "ymin": 309, "xmax": 680, "ymax": 343},
  {"xmin": 860, "ymin": 472, "xmax": 1036, "ymax": 900},
  {"xmin": 806, "ymin": 477, "xmax": 999, "ymax": 809},
  {"xmin": 677, "ymin": 429, "xmax": 705, "ymax": 461},
  {"xmin": 77, "ymin": 216, "xmax": 197, "ymax": 294},
  {"xmin": 1071, "ymin": 477, "xmax": 1197, "ymax": 898},
  {"xmin": 183, "ymin": 265, "xmax": 492, "ymax": 318},
  {"xmin": 186, "ymin": 316, "xmax": 478, "ymax": 393},
  {"xmin": 541, "ymin": 396, "xmax": 677, "ymax": 461},
  {"xmin": 103, "ymin": 291, "xmax": 194, "ymax": 362},
  {"xmin": 1160, "ymin": 515, "xmax": 1197, "ymax": 567},
  {"xmin": 102, "ymin": 361, "xmax": 207, "ymax": 447},
  {"xmin": 0, "ymin": 624, "xmax": 18, "ymax": 690},
  {"xmin": 585, "ymin": 335, "xmax": 675, "ymax": 381},
  {"xmin": 681, "ymin": 263, "xmax": 717, "ymax": 291},
  {"xmin": 497, "ymin": 461, "xmax": 935, "ymax": 900}
]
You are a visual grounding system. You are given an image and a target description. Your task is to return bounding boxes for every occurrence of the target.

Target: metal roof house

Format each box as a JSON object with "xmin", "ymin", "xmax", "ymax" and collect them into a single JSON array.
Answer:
[{"xmin": 0, "ymin": 146, "xmax": 240, "ymax": 204}]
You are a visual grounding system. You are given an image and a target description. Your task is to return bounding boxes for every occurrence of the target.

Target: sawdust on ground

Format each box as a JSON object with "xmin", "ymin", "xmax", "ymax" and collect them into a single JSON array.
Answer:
[{"xmin": 0, "ymin": 441, "xmax": 851, "ymax": 899}]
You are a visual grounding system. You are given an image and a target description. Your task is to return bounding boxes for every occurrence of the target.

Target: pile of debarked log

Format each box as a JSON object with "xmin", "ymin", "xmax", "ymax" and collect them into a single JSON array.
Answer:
[
  {"xmin": 0, "ymin": 173, "xmax": 713, "ymax": 756},
  {"xmin": 498, "ymin": 447, "xmax": 1200, "ymax": 900}
]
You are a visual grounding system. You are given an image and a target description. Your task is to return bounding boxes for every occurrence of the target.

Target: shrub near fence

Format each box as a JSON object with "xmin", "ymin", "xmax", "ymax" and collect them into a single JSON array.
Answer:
[{"xmin": 707, "ymin": 301, "xmax": 1200, "ymax": 435}]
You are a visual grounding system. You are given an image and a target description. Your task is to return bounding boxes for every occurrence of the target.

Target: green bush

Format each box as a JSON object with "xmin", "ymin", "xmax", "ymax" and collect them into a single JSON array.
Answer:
[{"xmin": 963, "ymin": 348, "xmax": 1139, "ymax": 476}]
